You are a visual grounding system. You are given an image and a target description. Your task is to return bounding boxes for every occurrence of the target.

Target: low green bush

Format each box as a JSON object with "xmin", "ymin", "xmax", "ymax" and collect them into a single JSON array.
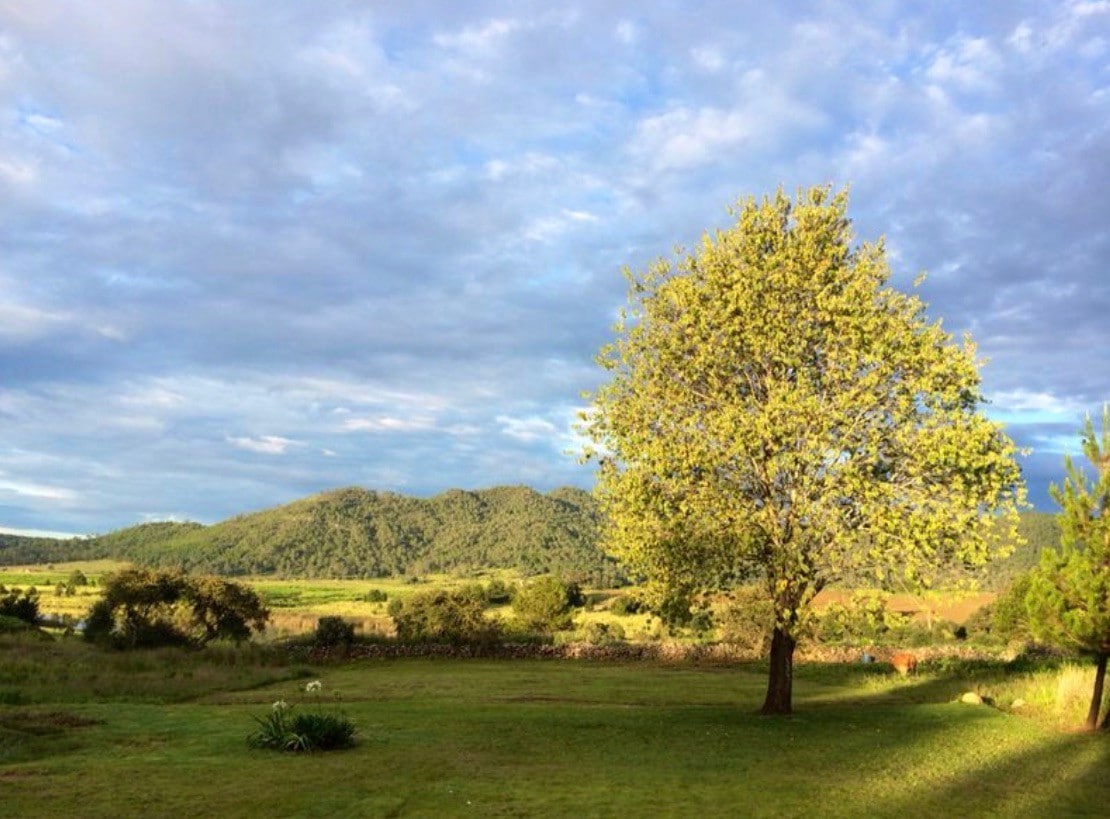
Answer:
[
  {"xmin": 717, "ymin": 588, "xmax": 774, "ymax": 653},
  {"xmin": 484, "ymin": 578, "xmax": 513, "ymax": 605},
  {"xmin": 314, "ymin": 616, "xmax": 355, "ymax": 649},
  {"xmin": 364, "ymin": 588, "xmax": 388, "ymax": 603},
  {"xmin": 512, "ymin": 577, "xmax": 585, "ymax": 633},
  {"xmin": 0, "ymin": 587, "xmax": 40, "ymax": 625},
  {"xmin": 610, "ymin": 595, "xmax": 643, "ymax": 616},
  {"xmin": 247, "ymin": 680, "xmax": 356, "ymax": 752},
  {"xmin": 581, "ymin": 621, "xmax": 626, "ymax": 645},
  {"xmin": 811, "ymin": 591, "xmax": 910, "ymax": 644},
  {"xmin": 389, "ymin": 589, "xmax": 501, "ymax": 645}
]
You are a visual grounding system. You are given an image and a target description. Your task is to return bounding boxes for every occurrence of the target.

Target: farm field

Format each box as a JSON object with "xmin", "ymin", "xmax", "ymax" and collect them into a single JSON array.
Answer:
[
  {"xmin": 1, "ymin": 639, "xmax": 1108, "ymax": 818},
  {"xmin": 3, "ymin": 560, "xmax": 996, "ymax": 639}
]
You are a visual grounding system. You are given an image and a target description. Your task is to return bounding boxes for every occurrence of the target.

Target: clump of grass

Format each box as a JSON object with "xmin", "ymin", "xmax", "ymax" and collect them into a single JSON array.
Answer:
[
  {"xmin": 247, "ymin": 680, "xmax": 356, "ymax": 752},
  {"xmin": 1052, "ymin": 664, "xmax": 1095, "ymax": 718}
]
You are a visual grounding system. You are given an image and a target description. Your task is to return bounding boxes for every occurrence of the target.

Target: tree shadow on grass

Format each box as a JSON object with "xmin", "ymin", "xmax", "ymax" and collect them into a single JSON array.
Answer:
[
  {"xmin": 784, "ymin": 660, "xmax": 1110, "ymax": 816},
  {"xmin": 794, "ymin": 659, "xmax": 1018, "ymax": 711},
  {"xmin": 877, "ymin": 729, "xmax": 1110, "ymax": 817}
]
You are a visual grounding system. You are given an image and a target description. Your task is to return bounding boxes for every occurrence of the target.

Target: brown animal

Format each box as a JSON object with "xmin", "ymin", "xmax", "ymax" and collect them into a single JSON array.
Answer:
[{"xmin": 890, "ymin": 652, "xmax": 918, "ymax": 676}]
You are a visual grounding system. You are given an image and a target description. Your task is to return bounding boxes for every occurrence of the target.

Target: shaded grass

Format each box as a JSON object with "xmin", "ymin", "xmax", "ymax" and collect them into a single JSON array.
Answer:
[
  {"xmin": 0, "ymin": 633, "xmax": 309, "ymax": 705},
  {"xmin": 2, "ymin": 651, "xmax": 1109, "ymax": 817}
]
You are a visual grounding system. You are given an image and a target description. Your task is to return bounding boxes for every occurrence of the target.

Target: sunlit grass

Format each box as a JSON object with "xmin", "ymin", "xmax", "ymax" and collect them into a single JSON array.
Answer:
[{"xmin": 2, "ymin": 649, "xmax": 1107, "ymax": 817}]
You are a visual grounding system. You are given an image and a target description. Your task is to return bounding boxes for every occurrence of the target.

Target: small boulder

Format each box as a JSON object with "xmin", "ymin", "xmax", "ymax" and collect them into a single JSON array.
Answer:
[
  {"xmin": 960, "ymin": 691, "xmax": 983, "ymax": 705},
  {"xmin": 1011, "ymin": 698, "xmax": 1026, "ymax": 710}
]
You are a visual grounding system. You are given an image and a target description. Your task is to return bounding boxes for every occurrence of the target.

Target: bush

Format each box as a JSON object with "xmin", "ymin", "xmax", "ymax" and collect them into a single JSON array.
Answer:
[
  {"xmin": 314, "ymin": 616, "xmax": 355, "ymax": 649},
  {"xmin": 610, "ymin": 595, "xmax": 643, "ymax": 616},
  {"xmin": 991, "ymin": 574, "xmax": 1035, "ymax": 642},
  {"xmin": 247, "ymin": 680, "xmax": 356, "ymax": 752},
  {"xmin": 389, "ymin": 589, "xmax": 501, "ymax": 645},
  {"xmin": 0, "ymin": 587, "xmax": 40, "ymax": 625},
  {"xmin": 364, "ymin": 588, "xmax": 388, "ymax": 603},
  {"xmin": 67, "ymin": 569, "xmax": 89, "ymax": 587},
  {"xmin": 0, "ymin": 614, "xmax": 36, "ymax": 634},
  {"xmin": 512, "ymin": 577, "xmax": 581, "ymax": 633},
  {"xmin": 717, "ymin": 587, "xmax": 774, "ymax": 653},
  {"xmin": 581, "ymin": 621, "xmax": 626, "ymax": 645},
  {"xmin": 811, "ymin": 591, "xmax": 909, "ymax": 644},
  {"xmin": 484, "ymin": 578, "xmax": 513, "ymax": 605}
]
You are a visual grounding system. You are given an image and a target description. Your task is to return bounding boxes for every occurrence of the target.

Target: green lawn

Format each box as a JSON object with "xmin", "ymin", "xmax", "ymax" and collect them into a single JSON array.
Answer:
[{"xmin": 2, "ymin": 639, "xmax": 1107, "ymax": 818}]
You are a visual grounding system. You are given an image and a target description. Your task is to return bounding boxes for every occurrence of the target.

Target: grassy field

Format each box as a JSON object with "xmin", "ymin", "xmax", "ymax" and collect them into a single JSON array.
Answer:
[
  {"xmin": 3, "ymin": 560, "xmax": 994, "ymax": 643},
  {"xmin": 1, "ymin": 633, "xmax": 1107, "ymax": 818}
]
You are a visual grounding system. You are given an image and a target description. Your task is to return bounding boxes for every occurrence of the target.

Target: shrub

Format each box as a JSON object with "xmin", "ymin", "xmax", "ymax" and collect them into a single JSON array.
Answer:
[
  {"xmin": 364, "ymin": 588, "xmax": 388, "ymax": 603},
  {"xmin": 512, "ymin": 577, "xmax": 581, "ymax": 633},
  {"xmin": 0, "ymin": 587, "xmax": 40, "ymax": 625},
  {"xmin": 688, "ymin": 608, "xmax": 714, "ymax": 636},
  {"xmin": 718, "ymin": 588, "xmax": 775, "ymax": 653},
  {"xmin": 991, "ymin": 574, "xmax": 1035, "ymax": 642},
  {"xmin": 811, "ymin": 591, "xmax": 909, "ymax": 644},
  {"xmin": 247, "ymin": 681, "xmax": 356, "ymax": 752},
  {"xmin": 581, "ymin": 621, "xmax": 626, "ymax": 645},
  {"xmin": 314, "ymin": 616, "xmax": 355, "ymax": 649},
  {"xmin": 484, "ymin": 579, "xmax": 513, "ymax": 605},
  {"xmin": 67, "ymin": 569, "xmax": 89, "ymax": 587},
  {"xmin": 0, "ymin": 614, "xmax": 36, "ymax": 634},
  {"xmin": 390, "ymin": 589, "xmax": 501, "ymax": 645},
  {"xmin": 610, "ymin": 595, "xmax": 643, "ymax": 616}
]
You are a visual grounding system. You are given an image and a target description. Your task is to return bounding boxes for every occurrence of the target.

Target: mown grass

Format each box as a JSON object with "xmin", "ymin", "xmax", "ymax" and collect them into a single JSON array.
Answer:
[{"xmin": 1, "ymin": 635, "xmax": 1108, "ymax": 818}]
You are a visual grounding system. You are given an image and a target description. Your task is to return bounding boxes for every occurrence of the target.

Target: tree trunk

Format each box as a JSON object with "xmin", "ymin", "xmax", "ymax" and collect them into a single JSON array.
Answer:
[
  {"xmin": 761, "ymin": 626, "xmax": 797, "ymax": 715},
  {"xmin": 1090, "ymin": 652, "xmax": 1108, "ymax": 731}
]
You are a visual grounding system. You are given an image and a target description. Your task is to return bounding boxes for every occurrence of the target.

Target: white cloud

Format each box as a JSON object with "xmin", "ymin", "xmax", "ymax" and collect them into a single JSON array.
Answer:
[
  {"xmin": 924, "ymin": 37, "xmax": 1002, "ymax": 92},
  {"xmin": 0, "ymin": 525, "xmax": 83, "ymax": 539},
  {"xmin": 497, "ymin": 414, "xmax": 557, "ymax": 443},
  {"xmin": 523, "ymin": 208, "xmax": 600, "ymax": 243},
  {"xmin": 434, "ymin": 18, "xmax": 519, "ymax": 53},
  {"xmin": 227, "ymin": 435, "xmax": 299, "ymax": 455},
  {"xmin": 343, "ymin": 417, "xmax": 436, "ymax": 433},
  {"xmin": 0, "ymin": 302, "xmax": 69, "ymax": 339},
  {"xmin": 0, "ymin": 157, "xmax": 37, "ymax": 186},
  {"xmin": 0, "ymin": 476, "xmax": 77, "ymax": 502}
]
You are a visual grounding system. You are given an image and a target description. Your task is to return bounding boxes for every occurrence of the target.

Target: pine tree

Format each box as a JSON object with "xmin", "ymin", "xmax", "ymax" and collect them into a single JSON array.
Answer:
[{"xmin": 1026, "ymin": 406, "xmax": 1110, "ymax": 731}]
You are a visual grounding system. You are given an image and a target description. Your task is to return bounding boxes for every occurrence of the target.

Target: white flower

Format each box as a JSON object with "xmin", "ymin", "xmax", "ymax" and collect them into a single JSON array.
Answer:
[
  {"xmin": 272, "ymin": 700, "xmax": 288, "ymax": 711},
  {"xmin": 305, "ymin": 680, "xmax": 323, "ymax": 693}
]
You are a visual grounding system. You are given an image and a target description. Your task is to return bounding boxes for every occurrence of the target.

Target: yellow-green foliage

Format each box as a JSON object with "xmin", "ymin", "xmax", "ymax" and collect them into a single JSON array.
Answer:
[{"xmin": 585, "ymin": 186, "xmax": 1025, "ymax": 640}]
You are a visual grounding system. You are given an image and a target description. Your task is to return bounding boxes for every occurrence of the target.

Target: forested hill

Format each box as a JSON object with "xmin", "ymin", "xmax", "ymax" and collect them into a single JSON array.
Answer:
[
  {"xmin": 0, "ymin": 486, "xmax": 617, "ymax": 582},
  {"xmin": 0, "ymin": 493, "xmax": 1059, "ymax": 588},
  {"xmin": 0, "ymin": 532, "xmax": 92, "ymax": 566}
]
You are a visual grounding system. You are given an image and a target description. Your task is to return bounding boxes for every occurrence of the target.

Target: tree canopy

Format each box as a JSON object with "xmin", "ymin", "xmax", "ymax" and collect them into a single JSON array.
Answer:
[
  {"xmin": 1025, "ymin": 407, "xmax": 1110, "ymax": 731},
  {"xmin": 585, "ymin": 186, "xmax": 1025, "ymax": 713},
  {"xmin": 84, "ymin": 568, "xmax": 269, "ymax": 648}
]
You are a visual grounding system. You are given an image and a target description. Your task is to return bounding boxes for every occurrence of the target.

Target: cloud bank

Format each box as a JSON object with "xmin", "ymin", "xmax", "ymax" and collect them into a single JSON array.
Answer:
[{"xmin": 1, "ymin": 1, "xmax": 1107, "ymax": 531}]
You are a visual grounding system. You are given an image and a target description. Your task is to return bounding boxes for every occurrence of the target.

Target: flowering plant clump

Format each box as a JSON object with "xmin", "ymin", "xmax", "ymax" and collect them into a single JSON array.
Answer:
[{"xmin": 247, "ymin": 680, "xmax": 356, "ymax": 752}]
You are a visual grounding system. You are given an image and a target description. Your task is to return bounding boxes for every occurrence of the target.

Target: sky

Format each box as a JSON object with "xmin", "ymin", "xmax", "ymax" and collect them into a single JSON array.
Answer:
[{"xmin": 0, "ymin": 1, "xmax": 1107, "ymax": 536}]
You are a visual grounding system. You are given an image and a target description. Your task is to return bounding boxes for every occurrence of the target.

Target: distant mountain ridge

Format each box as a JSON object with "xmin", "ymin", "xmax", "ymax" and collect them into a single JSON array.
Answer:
[
  {"xmin": 0, "ymin": 489, "xmax": 1059, "ymax": 588},
  {"xmin": 0, "ymin": 486, "xmax": 619, "ymax": 582}
]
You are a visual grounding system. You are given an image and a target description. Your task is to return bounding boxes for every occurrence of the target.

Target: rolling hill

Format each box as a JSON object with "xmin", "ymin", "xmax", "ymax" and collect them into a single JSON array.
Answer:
[
  {"xmin": 1, "ymin": 486, "xmax": 617, "ymax": 582},
  {"xmin": 0, "ymin": 488, "xmax": 1059, "ymax": 588}
]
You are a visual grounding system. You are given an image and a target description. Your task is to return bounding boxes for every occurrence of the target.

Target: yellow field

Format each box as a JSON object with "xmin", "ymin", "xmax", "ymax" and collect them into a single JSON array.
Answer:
[{"xmin": 1, "ymin": 560, "xmax": 997, "ymax": 639}]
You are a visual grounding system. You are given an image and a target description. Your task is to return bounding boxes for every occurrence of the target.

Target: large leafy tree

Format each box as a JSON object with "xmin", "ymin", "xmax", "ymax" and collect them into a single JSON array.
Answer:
[
  {"xmin": 84, "ymin": 568, "xmax": 269, "ymax": 648},
  {"xmin": 585, "ymin": 187, "xmax": 1024, "ymax": 714},
  {"xmin": 1025, "ymin": 407, "xmax": 1110, "ymax": 731}
]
